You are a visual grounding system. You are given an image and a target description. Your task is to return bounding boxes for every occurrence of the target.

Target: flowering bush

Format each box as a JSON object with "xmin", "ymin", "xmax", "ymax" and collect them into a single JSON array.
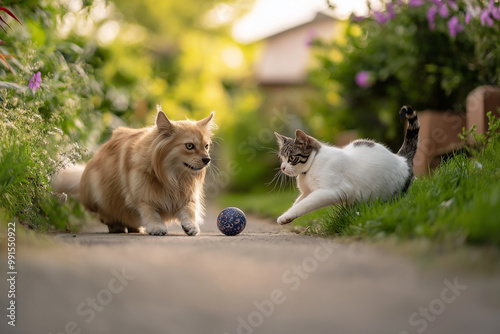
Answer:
[
  {"xmin": 309, "ymin": 0, "xmax": 500, "ymax": 149},
  {"xmin": 0, "ymin": 1, "xmax": 104, "ymax": 229}
]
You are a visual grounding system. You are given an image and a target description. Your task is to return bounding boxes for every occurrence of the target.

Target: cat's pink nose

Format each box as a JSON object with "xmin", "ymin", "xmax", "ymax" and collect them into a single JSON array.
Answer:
[{"xmin": 281, "ymin": 166, "xmax": 285, "ymax": 171}]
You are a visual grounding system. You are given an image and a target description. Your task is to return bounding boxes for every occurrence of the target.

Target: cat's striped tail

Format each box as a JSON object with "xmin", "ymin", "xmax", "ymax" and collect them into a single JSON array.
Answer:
[{"xmin": 397, "ymin": 105, "xmax": 419, "ymax": 174}]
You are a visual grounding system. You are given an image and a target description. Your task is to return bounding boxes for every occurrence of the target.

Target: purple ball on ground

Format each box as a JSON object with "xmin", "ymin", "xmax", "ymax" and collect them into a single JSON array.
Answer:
[{"xmin": 217, "ymin": 207, "xmax": 246, "ymax": 236}]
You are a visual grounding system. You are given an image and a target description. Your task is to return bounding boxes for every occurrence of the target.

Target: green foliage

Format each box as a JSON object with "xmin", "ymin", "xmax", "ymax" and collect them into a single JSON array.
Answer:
[
  {"xmin": 0, "ymin": 1, "xmax": 103, "ymax": 229},
  {"xmin": 316, "ymin": 115, "xmax": 500, "ymax": 246},
  {"xmin": 310, "ymin": 0, "xmax": 500, "ymax": 150},
  {"xmin": 0, "ymin": 85, "xmax": 88, "ymax": 229},
  {"xmin": 460, "ymin": 111, "xmax": 500, "ymax": 148}
]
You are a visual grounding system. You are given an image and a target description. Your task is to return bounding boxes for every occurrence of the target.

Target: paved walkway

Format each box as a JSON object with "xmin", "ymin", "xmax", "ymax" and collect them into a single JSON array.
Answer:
[{"xmin": 2, "ymin": 206, "xmax": 499, "ymax": 334}]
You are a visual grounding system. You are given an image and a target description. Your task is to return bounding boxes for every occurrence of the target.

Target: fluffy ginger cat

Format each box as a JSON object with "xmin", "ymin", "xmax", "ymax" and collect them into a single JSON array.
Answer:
[
  {"xmin": 274, "ymin": 106, "xmax": 419, "ymax": 225},
  {"xmin": 52, "ymin": 107, "xmax": 215, "ymax": 236}
]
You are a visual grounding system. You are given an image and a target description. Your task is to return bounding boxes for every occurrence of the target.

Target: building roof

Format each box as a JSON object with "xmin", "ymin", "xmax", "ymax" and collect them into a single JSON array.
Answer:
[{"xmin": 233, "ymin": 7, "xmax": 335, "ymax": 44}]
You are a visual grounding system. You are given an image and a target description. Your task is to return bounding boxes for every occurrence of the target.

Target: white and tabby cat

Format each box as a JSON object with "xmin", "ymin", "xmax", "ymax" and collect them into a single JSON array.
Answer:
[{"xmin": 274, "ymin": 106, "xmax": 419, "ymax": 225}]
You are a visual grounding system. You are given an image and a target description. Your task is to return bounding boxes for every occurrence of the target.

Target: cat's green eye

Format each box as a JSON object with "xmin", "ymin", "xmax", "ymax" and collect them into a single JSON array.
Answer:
[
  {"xmin": 186, "ymin": 143, "xmax": 195, "ymax": 150},
  {"xmin": 288, "ymin": 155, "xmax": 299, "ymax": 163}
]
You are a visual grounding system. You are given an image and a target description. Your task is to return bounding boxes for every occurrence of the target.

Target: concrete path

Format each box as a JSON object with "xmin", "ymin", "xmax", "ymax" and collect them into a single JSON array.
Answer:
[{"xmin": 1, "ymin": 205, "xmax": 500, "ymax": 334}]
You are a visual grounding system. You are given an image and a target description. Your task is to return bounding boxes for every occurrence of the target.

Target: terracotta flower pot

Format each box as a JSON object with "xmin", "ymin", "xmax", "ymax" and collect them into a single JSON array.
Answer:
[{"xmin": 413, "ymin": 110, "xmax": 466, "ymax": 176}]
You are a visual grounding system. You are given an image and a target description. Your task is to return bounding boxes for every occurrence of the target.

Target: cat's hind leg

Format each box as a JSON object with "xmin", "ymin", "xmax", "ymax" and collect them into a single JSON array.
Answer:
[{"xmin": 106, "ymin": 221, "xmax": 127, "ymax": 233}]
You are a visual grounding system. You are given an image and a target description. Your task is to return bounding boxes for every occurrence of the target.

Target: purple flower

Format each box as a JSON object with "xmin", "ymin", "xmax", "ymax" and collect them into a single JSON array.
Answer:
[
  {"xmin": 372, "ymin": 11, "xmax": 389, "ymax": 24},
  {"xmin": 492, "ymin": 6, "xmax": 500, "ymax": 19},
  {"xmin": 355, "ymin": 71, "xmax": 372, "ymax": 89},
  {"xmin": 465, "ymin": 12, "xmax": 471, "ymax": 24},
  {"xmin": 409, "ymin": 0, "xmax": 425, "ymax": 7},
  {"xmin": 387, "ymin": 3, "xmax": 396, "ymax": 20},
  {"xmin": 489, "ymin": 0, "xmax": 495, "ymax": 11},
  {"xmin": 427, "ymin": 6, "xmax": 438, "ymax": 30},
  {"xmin": 439, "ymin": 4, "xmax": 450, "ymax": 18},
  {"xmin": 28, "ymin": 71, "xmax": 41, "ymax": 93},
  {"xmin": 448, "ymin": 1, "xmax": 458, "ymax": 11},
  {"xmin": 350, "ymin": 14, "xmax": 366, "ymax": 22},
  {"xmin": 373, "ymin": 11, "xmax": 389, "ymax": 24},
  {"xmin": 481, "ymin": 9, "xmax": 494, "ymax": 26},
  {"xmin": 447, "ymin": 16, "xmax": 463, "ymax": 37}
]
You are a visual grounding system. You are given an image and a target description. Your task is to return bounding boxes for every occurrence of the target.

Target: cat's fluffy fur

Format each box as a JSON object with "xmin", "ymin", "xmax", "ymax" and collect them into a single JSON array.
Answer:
[
  {"xmin": 52, "ymin": 108, "xmax": 215, "ymax": 236},
  {"xmin": 274, "ymin": 106, "xmax": 419, "ymax": 225}
]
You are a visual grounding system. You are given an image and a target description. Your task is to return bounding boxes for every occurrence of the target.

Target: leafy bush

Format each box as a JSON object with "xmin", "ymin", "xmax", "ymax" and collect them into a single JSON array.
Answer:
[
  {"xmin": 0, "ymin": 1, "xmax": 104, "ymax": 229},
  {"xmin": 310, "ymin": 0, "xmax": 500, "ymax": 149}
]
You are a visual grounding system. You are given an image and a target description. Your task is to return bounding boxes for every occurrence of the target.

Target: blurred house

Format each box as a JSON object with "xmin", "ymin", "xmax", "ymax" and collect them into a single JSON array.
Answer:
[
  {"xmin": 239, "ymin": 11, "xmax": 336, "ymax": 118},
  {"xmin": 254, "ymin": 12, "xmax": 336, "ymax": 86}
]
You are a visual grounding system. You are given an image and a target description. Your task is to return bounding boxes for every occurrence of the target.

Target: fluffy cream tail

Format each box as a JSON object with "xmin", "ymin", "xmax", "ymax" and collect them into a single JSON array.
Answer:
[{"xmin": 51, "ymin": 164, "xmax": 85, "ymax": 198}]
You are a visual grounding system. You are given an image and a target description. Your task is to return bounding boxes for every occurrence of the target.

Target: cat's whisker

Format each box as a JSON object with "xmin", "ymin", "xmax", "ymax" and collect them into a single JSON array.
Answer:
[
  {"xmin": 266, "ymin": 169, "xmax": 284, "ymax": 193},
  {"xmin": 210, "ymin": 165, "xmax": 223, "ymax": 178},
  {"xmin": 263, "ymin": 146, "xmax": 279, "ymax": 155},
  {"xmin": 211, "ymin": 141, "xmax": 222, "ymax": 150},
  {"xmin": 212, "ymin": 135, "xmax": 224, "ymax": 144},
  {"xmin": 279, "ymin": 172, "xmax": 291, "ymax": 193},
  {"xmin": 206, "ymin": 164, "xmax": 223, "ymax": 181}
]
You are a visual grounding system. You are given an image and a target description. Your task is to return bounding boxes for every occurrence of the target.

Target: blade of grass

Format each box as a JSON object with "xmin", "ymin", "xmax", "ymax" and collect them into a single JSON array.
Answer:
[
  {"xmin": 0, "ymin": 6, "xmax": 23, "ymax": 26},
  {"xmin": 0, "ymin": 53, "xmax": 13, "ymax": 72},
  {"xmin": 0, "ymin": 15, "xmax": 11, "ymax": 29}
]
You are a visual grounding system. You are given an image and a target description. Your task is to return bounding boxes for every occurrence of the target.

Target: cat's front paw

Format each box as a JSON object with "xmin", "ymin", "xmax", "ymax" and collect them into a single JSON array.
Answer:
[
  {"xmin": 146, "ymin": 224, "xmax": 168, "ymax": 236},
  {"xmin": 277, "ymin": 213, "xmax": 296, "ymax": 225}
]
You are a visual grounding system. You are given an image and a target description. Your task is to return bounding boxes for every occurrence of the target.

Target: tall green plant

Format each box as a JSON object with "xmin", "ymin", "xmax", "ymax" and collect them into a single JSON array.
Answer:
[{"xmin": 0, "ymin": 1, "xmax": 104, "ymax": 229}]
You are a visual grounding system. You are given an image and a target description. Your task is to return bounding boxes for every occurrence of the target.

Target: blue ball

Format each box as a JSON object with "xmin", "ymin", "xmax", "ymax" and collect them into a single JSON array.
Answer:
[{"xmin": 217, "ymin": 207, "xmax": 246, "ymax": 236}]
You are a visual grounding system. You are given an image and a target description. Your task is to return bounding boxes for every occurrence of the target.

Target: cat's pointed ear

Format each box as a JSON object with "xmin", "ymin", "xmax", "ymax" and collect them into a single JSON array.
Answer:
[
  {"xmin": 156, "ymin": 111, "xmax": 173, "ymax": 133},
  {"xmin": 274, "ymin": 132, "xmax": 286, "ymax": 146},
  {"xmin": 197, "ymin": 112, "xmax": 215, "ymax": 127},
  {"xmin": 294, "ymin": 129, "xmax": 309, "ymax": 146}
]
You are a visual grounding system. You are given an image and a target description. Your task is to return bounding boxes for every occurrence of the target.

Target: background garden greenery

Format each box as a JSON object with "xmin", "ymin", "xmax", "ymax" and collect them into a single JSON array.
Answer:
[{"xmin": 310, "ymin": 0, "xmax": 500, "ymax": 149}]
